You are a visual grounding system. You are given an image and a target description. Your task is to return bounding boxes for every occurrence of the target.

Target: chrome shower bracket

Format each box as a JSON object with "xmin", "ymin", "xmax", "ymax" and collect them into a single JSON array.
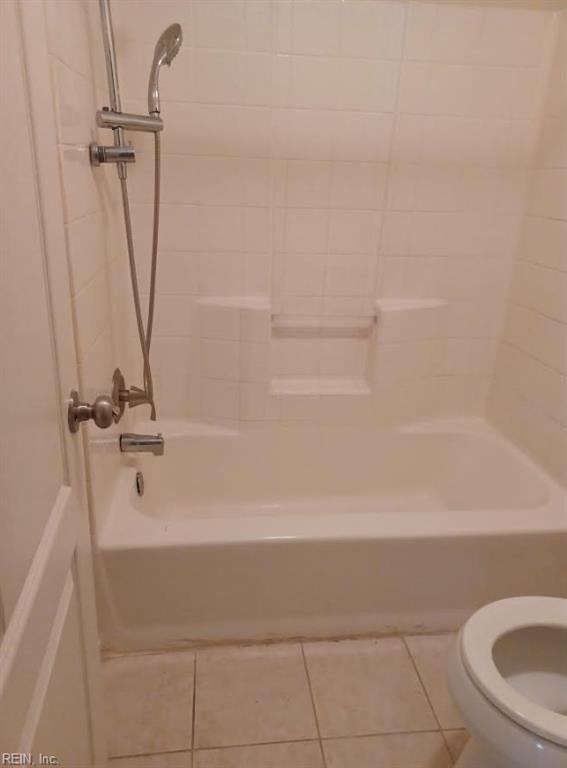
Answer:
[
  {"xmin": 90, "ymin": 141, "xmax": 135, "ymax": 167},
  {"xmin": 97, "ymin": 108, "xmax": 163, "ymax": 133},
  {"xmin": 89, "ymin": 108, "xmax": 163, "ymax": 169}
]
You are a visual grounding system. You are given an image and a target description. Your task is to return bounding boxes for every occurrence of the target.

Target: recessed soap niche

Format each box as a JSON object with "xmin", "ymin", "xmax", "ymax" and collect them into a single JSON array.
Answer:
[
  {"xmin": 270, "ymin": 299, "xmax": 449, "ymax": 398},
  {"xmin": 149, "ymin": 296, "xmax": 450, "ymax": 423},
  {"xmin": 182, "ymin": 297, "xmax": 449, "ymax": 421},
  {"xmin": 270, "ymin": 313, "xmax": 375, "ymax": 397}
]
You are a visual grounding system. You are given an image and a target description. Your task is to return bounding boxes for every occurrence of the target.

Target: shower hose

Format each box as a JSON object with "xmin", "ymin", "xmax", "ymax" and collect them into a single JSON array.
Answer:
[{"xmin": 118, "ymin": 132, "xmax": 161, "ymax": 421}]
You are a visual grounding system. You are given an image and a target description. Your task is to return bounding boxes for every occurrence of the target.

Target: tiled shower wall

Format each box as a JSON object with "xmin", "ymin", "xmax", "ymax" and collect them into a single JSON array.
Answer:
[
  {"xmin": 45, "ymin": 0, "xmax": 123, "ymax": 531},
  {"xmin": 99, "ymin": 1, "xmax": 559, "ymax": 427},
  {"xmin": 489, "ymin": 12, "xmax": 567, "ymax": 485}
]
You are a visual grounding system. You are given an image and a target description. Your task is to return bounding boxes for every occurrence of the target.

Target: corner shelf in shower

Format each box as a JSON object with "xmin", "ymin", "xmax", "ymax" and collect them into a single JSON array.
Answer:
[
  {"xmin": 196, "ymin": 296, "xmax": 271, "ymax": 311},
  {"xmin": 375, "ymin": 298, "xmax": 447, "ymax": 314}
]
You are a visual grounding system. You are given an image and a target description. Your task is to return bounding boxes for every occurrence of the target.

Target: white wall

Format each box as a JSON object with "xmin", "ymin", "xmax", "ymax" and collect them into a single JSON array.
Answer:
[
  {"xmin": 102, "ymin": 0, "xmax": 558, "ymax": 428},
  {"xmin": 45, "ymin": 0, "xmax": 123, "ymax": 532},
  {"xmin": 489, "ymin": 11, "xmax": 567, "ymax": 485}
]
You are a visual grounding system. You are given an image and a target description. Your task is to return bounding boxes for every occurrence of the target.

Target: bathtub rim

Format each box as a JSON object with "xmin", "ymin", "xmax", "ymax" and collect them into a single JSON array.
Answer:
[{"xmin": 97, "ymin": 418, "xmax": 567, "ymax": 551}]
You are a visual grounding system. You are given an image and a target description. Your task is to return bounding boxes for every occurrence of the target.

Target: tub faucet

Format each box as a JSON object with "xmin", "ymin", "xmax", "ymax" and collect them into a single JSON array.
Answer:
[{"xmin": 120, "ymin": 433, "xmax": 164, "ymax": 456}]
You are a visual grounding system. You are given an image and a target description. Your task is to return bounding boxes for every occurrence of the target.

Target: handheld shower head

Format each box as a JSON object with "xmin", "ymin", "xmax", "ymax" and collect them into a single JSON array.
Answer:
[{"xmin": 148, "ymin": 23, "xmax": 183, "ymax": 115}]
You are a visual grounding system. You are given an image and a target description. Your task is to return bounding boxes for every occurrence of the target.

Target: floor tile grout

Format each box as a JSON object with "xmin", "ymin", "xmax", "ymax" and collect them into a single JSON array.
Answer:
[
  {"xmin": 317, "ymin": 728, "xmax": 444, "ymax": 742},
  {"xmin": 109, "ymin": 727, "xmax": 463, "ymax": 762},
  {"xmin": 192, "ymin": 738, "xmax": 323, "ymax": 755},
  {"xmin": 191, "ymin": 652, "xmax": 197, "ymax": 766},
  {"xmin": 402, "ymin": 636, "xmax": 455, "ymax": 765},
  {"xmin": 300, "ymin": 642, "xmax": 328, "ymax": 768},
  {"xmin": 189, "ymin": 727, "xmax": 460, "ymax": 751},
  {"xmin": 109, "ymin": 747, "xmax": 192, "ymax": 760}
]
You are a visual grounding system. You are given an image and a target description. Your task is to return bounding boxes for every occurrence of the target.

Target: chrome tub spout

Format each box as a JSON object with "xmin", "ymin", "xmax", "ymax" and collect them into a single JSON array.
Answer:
[{"xmin": 120, "ymin": 433, "xmax": 164, "ymax": 456}]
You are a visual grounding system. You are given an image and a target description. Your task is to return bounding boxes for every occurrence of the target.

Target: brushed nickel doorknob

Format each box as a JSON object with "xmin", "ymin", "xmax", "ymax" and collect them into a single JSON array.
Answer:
[{"xmin": 68, "ymin": 391, "xmax": 118, "ymax": 433}]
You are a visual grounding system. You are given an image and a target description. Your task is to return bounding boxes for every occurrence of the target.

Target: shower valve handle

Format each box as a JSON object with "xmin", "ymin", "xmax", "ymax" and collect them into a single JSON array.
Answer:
[
  {"xmin": 118, "ymin": 385, "xmax": 151, "ymax": 409},
  {"xmin": 111, "ymin": 368, "xmax": 153, "ymax": 417}
]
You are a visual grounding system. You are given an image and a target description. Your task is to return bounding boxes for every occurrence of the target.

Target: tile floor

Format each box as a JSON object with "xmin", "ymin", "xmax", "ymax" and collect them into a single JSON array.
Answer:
[{"xmin": 104, "ymin": 634, "xmax": 468, "ymax": 768}]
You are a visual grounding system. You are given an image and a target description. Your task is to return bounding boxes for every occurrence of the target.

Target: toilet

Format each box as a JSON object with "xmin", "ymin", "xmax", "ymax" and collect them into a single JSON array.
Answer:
[{"xmin": 448, "ymin": 597, "xmax": 567, "ymax": 768}]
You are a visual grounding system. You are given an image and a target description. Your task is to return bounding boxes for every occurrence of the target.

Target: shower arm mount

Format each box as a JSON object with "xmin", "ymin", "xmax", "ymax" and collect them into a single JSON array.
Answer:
[{"xmin": 90, "ymin": 109, "xmax": 163, "ymax": 167}]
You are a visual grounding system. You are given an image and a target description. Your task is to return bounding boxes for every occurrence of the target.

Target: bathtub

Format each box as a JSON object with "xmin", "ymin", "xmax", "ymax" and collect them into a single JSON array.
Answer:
[{"xmin": 96, "ymin": 419, "xmax": 567, "ymax": 651}]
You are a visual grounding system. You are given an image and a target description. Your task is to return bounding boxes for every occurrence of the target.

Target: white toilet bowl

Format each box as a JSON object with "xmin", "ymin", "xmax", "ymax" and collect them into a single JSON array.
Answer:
[{"xmin": 448, "ymin": 597, "xmax": 567, "ymax": 768}]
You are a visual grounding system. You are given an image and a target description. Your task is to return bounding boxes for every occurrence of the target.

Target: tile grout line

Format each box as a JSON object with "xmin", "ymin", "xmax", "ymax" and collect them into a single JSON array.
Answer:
[
  {"xmin": 300, "ymin": 642, "xmax": 328, "ymax": 768},
  {"xmin": 370, "ymin": 0, "xmax": 414, "ymax": 310},
  {"xmin": 109, "ymin": 728, "xmax": 463, "ymax": 761},
  {"xmin": 401, "ymin": 636, "xmax": 455, "ymax": 766},
  {"xmin": 109, "ymin": 747, "xmax": 192, "ymax": 762},
  {"xmin": 191, "ymin": 651, "xmax": 198, "ymax": 767},
  {"xmin": 191, "ymin": 738, "xmax": 324, "ymax": 761},
  {"xmin": 162, "ymin": 727, "xmax": 463, "ymax": 757}
]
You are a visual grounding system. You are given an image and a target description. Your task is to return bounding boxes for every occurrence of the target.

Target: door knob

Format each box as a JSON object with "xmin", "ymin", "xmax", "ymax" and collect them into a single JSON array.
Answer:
[{"xmin": 67, "ymin": 390, "xmax": 118, "ymax": 433}]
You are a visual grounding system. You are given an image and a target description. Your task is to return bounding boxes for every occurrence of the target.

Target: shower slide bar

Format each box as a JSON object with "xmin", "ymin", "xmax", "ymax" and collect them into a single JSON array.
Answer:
[{"xmin": 68, "ymin": 0, "xmax": 182, "ymax": 450}]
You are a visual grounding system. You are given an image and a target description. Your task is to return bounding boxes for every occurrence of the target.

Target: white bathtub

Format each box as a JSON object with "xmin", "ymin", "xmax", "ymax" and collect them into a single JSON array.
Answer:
[{"xmin": 96, "ymin": 419, "xmax": 567, "ymax": 651}]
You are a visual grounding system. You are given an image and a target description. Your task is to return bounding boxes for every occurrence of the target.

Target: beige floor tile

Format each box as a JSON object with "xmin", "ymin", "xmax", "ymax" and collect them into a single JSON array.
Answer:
[
  {"xmin": 323, "ymin": 733, "xmax": 452, "ymax": 768},
  {"xmin": 303, "ymin": 638, "xmax": 437, "ymax": 738},
  {"xmin": 404, "ymin": 635, "xmax": 465, "ymax": 730},
  {"xmin": 444, "ymin": 729, "xmax": 470, "ymax": 761},
  {"xmin": 194, "ymin": 741, "xmax": 324, "ymax": 767},
  {"xmin": 109, "ymin": 752, "xmax": 191, "ymax": 767},
  {"xmin": 103, "ymin": 651, "xmax": 194, "ymax": 758},
  {"xmin": 194, "ymin": 643, "xmax": 318, "ymax": 748}
]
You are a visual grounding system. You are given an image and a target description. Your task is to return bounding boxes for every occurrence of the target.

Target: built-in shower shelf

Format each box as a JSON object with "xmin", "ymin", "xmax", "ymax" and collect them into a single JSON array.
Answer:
[
  {"xmin": 272, "ymin": 314, "xmax": 376, "ymax": 338},
  {"xmin": 197, "ymin": 296, "xmax": 271, "ymax": 311},
  {"xmin": 270, "ymin": 377, "xmax": 371, "ymax": 396},
  {"xmin": 375, "ymin": 298, "xmax": 447, "ymax": 313}
]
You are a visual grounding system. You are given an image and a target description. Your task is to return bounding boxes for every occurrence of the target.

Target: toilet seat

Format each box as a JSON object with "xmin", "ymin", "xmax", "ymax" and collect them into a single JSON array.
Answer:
[{"xmin": 460, "ymin": 596, "xmax": 567, "ymax": 749}]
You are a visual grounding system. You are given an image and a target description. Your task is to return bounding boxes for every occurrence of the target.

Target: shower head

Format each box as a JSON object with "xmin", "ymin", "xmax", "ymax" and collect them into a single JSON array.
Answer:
[{"xmin": 148, "ymin": 23, "xmax": 183, "ymax": 115}]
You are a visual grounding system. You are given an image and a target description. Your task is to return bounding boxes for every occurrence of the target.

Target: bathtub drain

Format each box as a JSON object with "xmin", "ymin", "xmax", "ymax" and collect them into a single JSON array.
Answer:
[{"xmin": 135, "ymin": 471, "xmax": 145, "ymax": 497}]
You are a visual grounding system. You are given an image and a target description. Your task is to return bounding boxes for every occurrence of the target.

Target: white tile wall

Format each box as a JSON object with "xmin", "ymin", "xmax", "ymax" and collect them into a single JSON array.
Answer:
[
  {"xmin": 91, "ymin": 0, "xmax": 561, "ymax": 433},
  {"xmin": 489, "ymin": 10, "xmax": 567, "ymax": 485}
]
